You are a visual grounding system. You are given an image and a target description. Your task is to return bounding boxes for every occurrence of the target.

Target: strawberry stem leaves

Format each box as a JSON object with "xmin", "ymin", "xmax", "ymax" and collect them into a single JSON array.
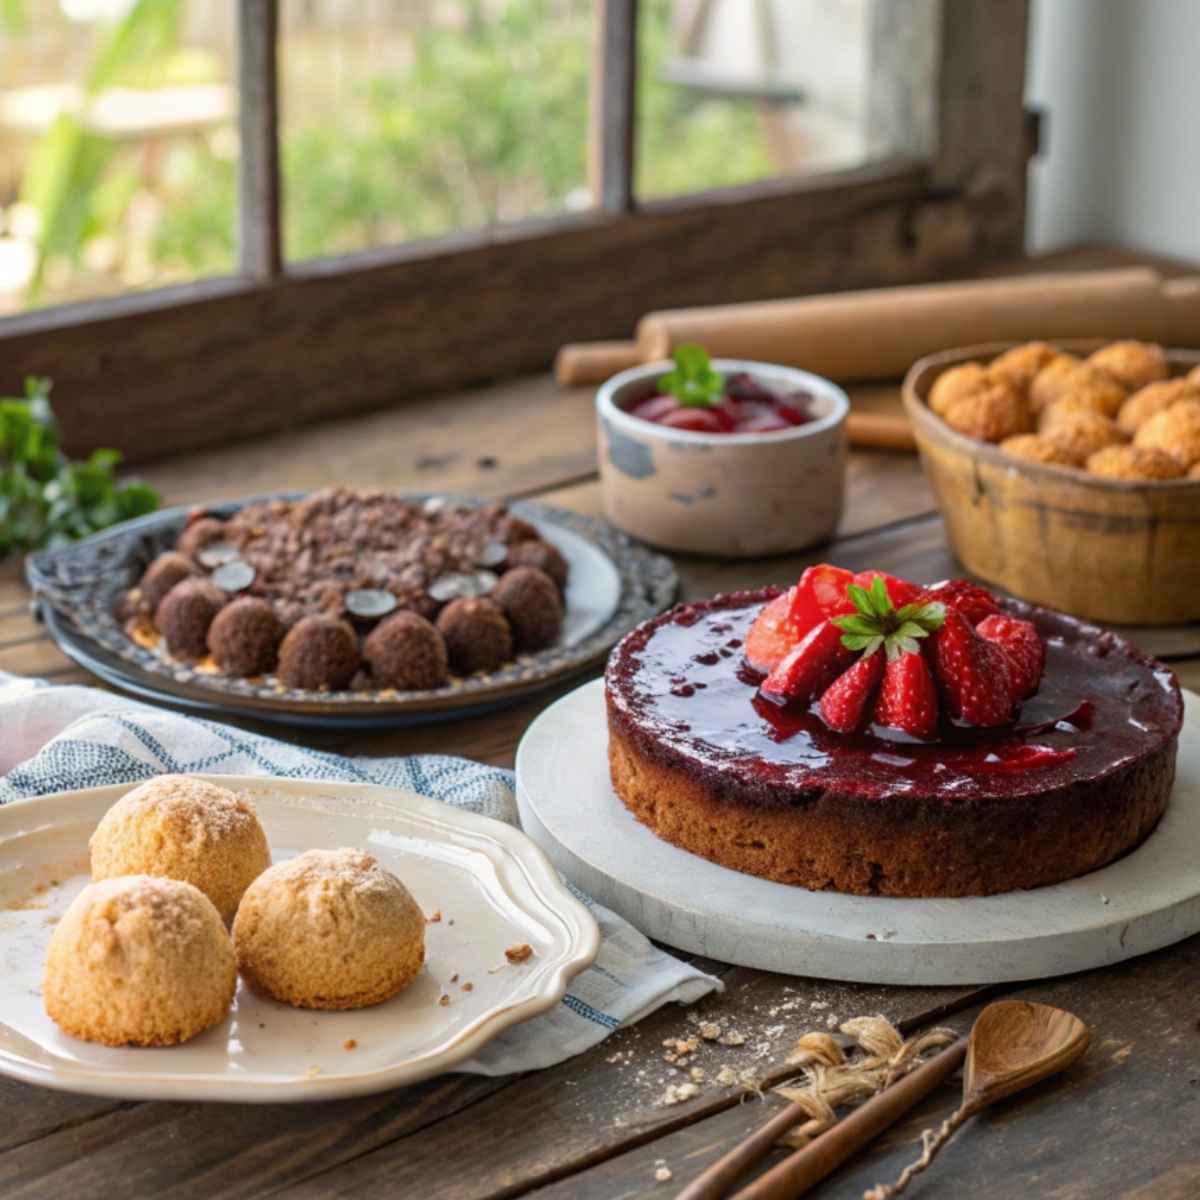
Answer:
[{"xmin": 832, "ymin": 582, "xmax": 945, "ymax": 662}]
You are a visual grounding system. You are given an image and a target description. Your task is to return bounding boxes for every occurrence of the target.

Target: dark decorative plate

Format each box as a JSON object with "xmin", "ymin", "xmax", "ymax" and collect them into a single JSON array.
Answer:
[{"xmin": 25, "ymin": 492, "xmax": 678, "ymax": 728}]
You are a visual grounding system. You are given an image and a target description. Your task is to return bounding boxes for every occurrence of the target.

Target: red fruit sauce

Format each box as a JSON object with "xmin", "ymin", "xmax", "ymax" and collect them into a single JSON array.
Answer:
[
  {"xmin": 606, "ymin": 588, "xmax": 1183, "ymax": 803},
  {"xmin": 626, "ymin": 371, "xmax": 817, "ymax": 435}
]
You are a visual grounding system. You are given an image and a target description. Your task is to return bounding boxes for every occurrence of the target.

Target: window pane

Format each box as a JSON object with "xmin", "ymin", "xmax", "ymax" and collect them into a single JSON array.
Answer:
[
  {"xmin": 281, "ymin": 0, "xmax": 594, "ymax": 262},
  {"xmin": 637, "ymin": 0, "xmax": 875, "ymax": 200},
  {"xmin": 0, "ymin": 0, "xmax": 237, "ymax": 315}
]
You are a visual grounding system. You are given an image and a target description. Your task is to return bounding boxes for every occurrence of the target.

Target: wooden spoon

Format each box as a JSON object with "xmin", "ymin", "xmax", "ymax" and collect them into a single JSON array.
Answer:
[{"xmin": 719, "ymin": 1001, "xmax": 1088, "ymax": 1200}]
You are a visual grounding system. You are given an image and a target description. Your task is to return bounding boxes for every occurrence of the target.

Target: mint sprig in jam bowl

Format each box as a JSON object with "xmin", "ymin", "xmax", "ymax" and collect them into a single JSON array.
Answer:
[{"xmin": 595, "ymin": 346, "xmax": 851, "ymax": 556}]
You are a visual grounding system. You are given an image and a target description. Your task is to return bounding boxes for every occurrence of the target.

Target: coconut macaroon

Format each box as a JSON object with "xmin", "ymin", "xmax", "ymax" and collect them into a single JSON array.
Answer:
[
  {"xmin": 940, "ymin": 378, "xmax": 1031, "ymax": 442},
  {"xmin": 1086, "ymin": 444, "xmax": 1187, "ymax": 481},
  {"xmin": 988, "ymin": 341, "xmax": 1059, "ymax": 394},
  {"xmin": 1038, "ymin": 410, "xmax": 1125, "ymax": 464},
  {"xmin": 1117, "ymin": 378, "xmax": 1200, "ymax": 435},
  {"xmin": 44, "ymin": 875, "xmax": 236, "ymax": 1046},
  {"xmin": 233, "ymin": 848, "xmax": 425, "ymax": 1010},
  {"xmin": 928, "ymin": 362, "xmax": 991, "ymax": 416},
  {"xmin": 90, "ymin": 775, "xmax": 271, "ymax": 922},
  {"xmin": 999, "ymin": 433, "xmax": 1085, "ymax": 468},
  {"xmin": 1087, "ymin": 340, "xmax": 1169, "ymax": 392},
  {"xmin": 1134, "ymin": 399, "xmax": 1200, "ymax": 467}
]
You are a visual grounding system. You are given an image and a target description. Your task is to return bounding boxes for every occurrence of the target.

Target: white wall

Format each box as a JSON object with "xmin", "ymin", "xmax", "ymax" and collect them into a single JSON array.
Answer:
[{"xmin": 1027, "ymin": 0, "xmax": 1200, "ymax": 261}]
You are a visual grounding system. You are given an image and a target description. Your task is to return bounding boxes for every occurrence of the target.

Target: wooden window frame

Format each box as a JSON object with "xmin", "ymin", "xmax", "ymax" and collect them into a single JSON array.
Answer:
[{"xmin": 0, "ymin": 0, "xmax": 1031, "ymax": 463}]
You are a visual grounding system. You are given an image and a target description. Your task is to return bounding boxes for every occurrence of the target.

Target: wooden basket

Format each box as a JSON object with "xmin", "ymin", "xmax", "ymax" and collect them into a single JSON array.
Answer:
[{"xmin": 902, "ymin": 341, "xmax": 1200, "ymax": 626}]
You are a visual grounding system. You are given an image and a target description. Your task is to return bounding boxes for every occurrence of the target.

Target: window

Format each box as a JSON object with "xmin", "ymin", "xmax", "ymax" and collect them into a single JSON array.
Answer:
[
  {"xmin": 0, "ymin": 0, "xmax": 1033, "ymax": 463},
  {"xmin": 0, "ymin": 0, "xmax": 238, "ymax": 314}
]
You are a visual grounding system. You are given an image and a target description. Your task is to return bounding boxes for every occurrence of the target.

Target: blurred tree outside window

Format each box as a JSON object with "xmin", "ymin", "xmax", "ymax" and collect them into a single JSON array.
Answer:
[{"xmin": 0, "ymin": 0, "xmax": 876, "ymax": 315}]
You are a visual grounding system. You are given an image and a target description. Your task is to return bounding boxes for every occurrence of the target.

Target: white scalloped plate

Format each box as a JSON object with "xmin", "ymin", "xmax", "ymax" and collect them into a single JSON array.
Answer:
[
  {"xmin": 517, "ymin": 681, "xmax": 1200, "ymax": 985},
  {"xmin": 0, "ymin": 775, "xmax": 599, "ymax": 1102}
]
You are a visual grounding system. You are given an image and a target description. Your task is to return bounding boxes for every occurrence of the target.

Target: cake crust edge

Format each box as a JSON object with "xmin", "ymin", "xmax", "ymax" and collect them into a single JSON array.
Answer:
[{"xmin": 607, "ymin": 700, "xmax": 1176, "ymax": 897}]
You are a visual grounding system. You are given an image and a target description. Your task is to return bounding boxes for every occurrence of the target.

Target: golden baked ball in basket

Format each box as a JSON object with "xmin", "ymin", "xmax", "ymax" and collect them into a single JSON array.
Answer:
[
  {"xmin": 1086, "ymin": 444, "xmax": 1187, "ymax": 481},
  {"xmin": 928, "ymin": 362, "xmax": 990, "ymax": 416},
  {"xmin": 1134, "ymin": 399, "xmax": 1200, "ymax": 467},
  {"xmin": 1039, "ymin": 410, "xmax": 1125, "ymax": 463},
  {"xmin": 1028, "ymin": 354, "xmax": 1086, "ymax": 413},
  {"xmin": 1087, "ymin": 340, "xmax": 1169, "ymax": 391},
  {"xmin": 90, "ymin": 775, "xmax": 271, "ymax": 922},
  {"xmin": 988, "ymin": 341, "xmax": 1059, "ymax": 394},
  {"xmin": 941, "ymin": 378, "xmax": 1031, "ymax": 442},
  {"xmin": 998, "ymin": 433, "xmax": 1084, "ymax": 468},
  {"xmin": 1117, "ymin": 378, "xmax": 1200, "ymax": 435},
  {"xmin": 44, "ymin": 875, "xmax": 235, "ymax": 1046},
  {"xmin": 233, "ymin": 848, "xmax": 425, "ymax": 1010}
]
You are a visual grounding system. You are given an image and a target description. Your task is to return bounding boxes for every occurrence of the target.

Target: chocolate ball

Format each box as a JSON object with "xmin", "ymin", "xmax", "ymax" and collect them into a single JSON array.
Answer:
[
  {"xmin": 364, "ymin": 612, "xmax": 449, "ymax": 690},
  {"xmin": 492, "ymin": 567, "xmax": 563, "ymax": 652},
  {"xmin": 276, "ymin": 615, "xmax": 359, "ymax": 691},
  {"xmin": 436, "ymin": 597, "xmax": 513, "ymax": 675},
  {"xmin": 207, "ymin": 596, "xmax": 282, "ymax": 677},
  {"xmin": 505, "ymin": 540, "xmax": 568, "ymax": 592},
  {"xmin": 493, "ymin": 514, "xmax": 540, "ymax": 545},
  {"xmin": 178, "ymin": 517, "xmax": 227, "ymax": 561},
  {"xmin": 137, "ymin": 552, "xmax": 199, "ymax": 612},
  {"xmin": 154, "ymin": 579, "xmax": 227, "ymax": 659}
]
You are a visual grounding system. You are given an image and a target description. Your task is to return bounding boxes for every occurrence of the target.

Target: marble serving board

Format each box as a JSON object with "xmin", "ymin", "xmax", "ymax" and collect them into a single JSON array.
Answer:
[{"xmin": 515, "ymin": 679, "xmax": 1200, "ymax": 986}]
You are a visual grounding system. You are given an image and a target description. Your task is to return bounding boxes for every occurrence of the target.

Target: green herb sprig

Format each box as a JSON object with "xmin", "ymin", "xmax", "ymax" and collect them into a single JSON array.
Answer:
[
  {"xmin": 831, "ymin": 576, "xmax": 946, "ymax": 660},
  {"xmin": 0, "ymin": 377, "xmax": 159, "ymax": 558},
  {"xmin": 657, "ymin": 343, "xmax": 724, "ymax": 408}
]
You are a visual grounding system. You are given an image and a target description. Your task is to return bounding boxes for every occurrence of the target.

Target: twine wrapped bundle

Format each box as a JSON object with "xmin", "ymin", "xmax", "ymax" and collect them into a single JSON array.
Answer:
[{"xmin": 772, "ymin": 1016, "xmax": 958, "ymax": 1151}]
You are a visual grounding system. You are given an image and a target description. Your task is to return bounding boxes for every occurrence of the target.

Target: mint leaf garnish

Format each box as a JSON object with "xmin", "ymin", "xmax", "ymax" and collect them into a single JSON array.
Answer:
[{"xmin": 657, "ymin": 343, "xmax": 725, "ymax": 408}]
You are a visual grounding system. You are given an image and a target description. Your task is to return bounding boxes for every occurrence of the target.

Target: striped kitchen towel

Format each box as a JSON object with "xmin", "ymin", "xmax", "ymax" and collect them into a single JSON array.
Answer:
[{"xmin": 0, "ymin": 674, "xmax": 720, "ymax": 1075}]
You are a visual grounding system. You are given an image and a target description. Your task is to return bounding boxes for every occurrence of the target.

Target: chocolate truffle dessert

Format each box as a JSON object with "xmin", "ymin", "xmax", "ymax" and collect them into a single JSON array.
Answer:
[
  {"xmin": 437, "ymin": 597, "xmax": 513, "ymax": 674},
  {"xmin": 492, "ymin": 566, "xmax": 564, "ymax": 651},
  {"xmin": 137, "ymin": 552, "xmax": 200, "ymax": 612},
  {"xmin": 155, "ymin": 578, "xmax": 226, "ymax": 658},
  {"xmin": 506, "ymin": 539, "xmax": 568, "ymax": 592},
  {"xmin": 178, "ymin": 516, "xmax": 227, "ymax": 561},
  {"xmin": 207, "ymin": 596, "xmax": 282, "ymax": 677},
  {"xmin": 277, "ymin": 614, "xmax": 360, "ymax": 690},
  {"xmin": 364, "ymin": 612, "xmax": 449, "ymax": 690},
  {"xmin": 121, "ymin": 489, "xmax": 575, "ymax": 693}
]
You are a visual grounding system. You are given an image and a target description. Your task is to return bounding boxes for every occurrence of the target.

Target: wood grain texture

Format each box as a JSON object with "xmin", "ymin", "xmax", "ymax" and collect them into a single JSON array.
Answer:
[
  {"xmin": 519, "ymin": 941, "xmax": 1200, "ymax": 1200},
  {"xmin": 0, "ymin": 161, "xmax": 1016, "ymax": 464},
  {"xmin": 0, "ymin": 972, "xmax": 982, "ymax": 1200},
  {"xmin": 1, "ymin": 246, "xmax": 1197, "ymax": 1200},
  {"xmin": 589, "ymin": 0, "xmax": 637, "ymax": 213},
  {"xmin": 237, "ymin": 0, "xmax": 282, "ymax": 279}
]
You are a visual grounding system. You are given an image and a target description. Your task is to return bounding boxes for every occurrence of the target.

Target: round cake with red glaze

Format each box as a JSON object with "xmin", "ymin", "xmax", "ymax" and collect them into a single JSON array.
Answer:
[{"xmin": 605, "ymin": 570, "xmax": 1183, "ymax": 897}]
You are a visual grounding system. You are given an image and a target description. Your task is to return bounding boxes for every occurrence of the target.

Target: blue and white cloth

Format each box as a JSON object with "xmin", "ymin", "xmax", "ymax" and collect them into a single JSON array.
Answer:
[{"xmin": 0, "ymin": 674, "xmax": 720, "ymax": 1075}]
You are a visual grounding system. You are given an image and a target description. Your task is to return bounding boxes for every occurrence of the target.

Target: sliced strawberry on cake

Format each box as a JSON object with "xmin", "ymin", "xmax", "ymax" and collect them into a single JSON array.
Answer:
[
  {"xmin": 744, "ymin": 564, "xmax": 854, "ymax": 673},
  {"xmin": 759, "ymin": 619, "xmax": 852, "ymax": 707},
  {"xmin": 874, "ymin": 650, "xmax": 940, "ymax": 740},
  {"xmin": 976, "ymin": 613, "xmax": 1046, "ymax": 699},
  {"xmin": 927, "ymin": 608, "xmax": 1018, "ymax": 726},
  {"xmin": 744, "ymin": 564, "xmax": 923, "ymax": 674},
  {"xmin": 920, "ymin": 578, "xmax": 1001, "ymax": 625}
]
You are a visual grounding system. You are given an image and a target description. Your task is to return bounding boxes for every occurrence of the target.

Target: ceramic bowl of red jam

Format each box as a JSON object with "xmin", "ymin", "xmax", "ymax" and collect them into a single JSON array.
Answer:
[{"xmin": 596, "ymin": 358, "xmax": 849, "ymax": 556}]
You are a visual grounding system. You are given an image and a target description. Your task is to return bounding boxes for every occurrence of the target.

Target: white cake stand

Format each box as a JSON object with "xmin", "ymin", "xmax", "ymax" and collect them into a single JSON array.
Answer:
[{"xmin": 515, "ymin": 679, "xmax": 1200, "ymax": 985}]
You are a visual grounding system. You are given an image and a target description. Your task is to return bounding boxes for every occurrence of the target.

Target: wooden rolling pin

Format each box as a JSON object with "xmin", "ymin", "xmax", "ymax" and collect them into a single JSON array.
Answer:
[
  {"xmin": 555, "ymin": 268, "xmax": 1200, "ymax": 388},
  {"xmin": 637, "ymin": 268, "xmax": 1200, "ymax": 379}
]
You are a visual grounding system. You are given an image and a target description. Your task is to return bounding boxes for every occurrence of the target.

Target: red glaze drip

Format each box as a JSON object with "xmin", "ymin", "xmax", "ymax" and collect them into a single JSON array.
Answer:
[{"xmin": 606, "ymin": 589, "xmax": 1182, "ymax": 803}]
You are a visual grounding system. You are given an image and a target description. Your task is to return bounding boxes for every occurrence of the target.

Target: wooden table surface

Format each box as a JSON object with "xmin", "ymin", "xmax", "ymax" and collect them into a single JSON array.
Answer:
[{"xmin": 2, "ymin": 247, "xmax": 1198, "ymax": 1200}]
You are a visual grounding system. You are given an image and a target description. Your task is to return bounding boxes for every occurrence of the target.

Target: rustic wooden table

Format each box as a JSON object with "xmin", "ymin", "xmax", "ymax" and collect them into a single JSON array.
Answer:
[{"xmin": 2, "ymin": 248, "xmax": 1198, "ymax": 1200}]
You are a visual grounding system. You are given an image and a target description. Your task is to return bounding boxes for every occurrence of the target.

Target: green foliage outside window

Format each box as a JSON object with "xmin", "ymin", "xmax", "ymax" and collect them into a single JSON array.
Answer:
[{"xmin": 14, "ymin": 0, "xmax": 774, "ymax": 302}]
